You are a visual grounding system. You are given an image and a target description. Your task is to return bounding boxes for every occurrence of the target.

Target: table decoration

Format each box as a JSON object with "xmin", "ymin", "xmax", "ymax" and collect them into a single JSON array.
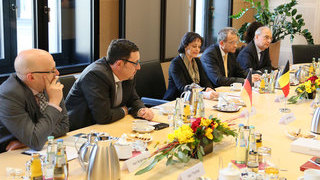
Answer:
[
  {"xmin": 135, "ymin": 116, "xmax": 236, "ymax": 175},
  {"xmin": 288, "ymin": 75, "xmax": 320, "ymax": 104}
]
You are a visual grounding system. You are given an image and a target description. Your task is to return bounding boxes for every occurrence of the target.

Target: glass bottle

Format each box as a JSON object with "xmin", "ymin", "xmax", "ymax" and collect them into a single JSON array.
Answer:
[
  {"xmin": 256, "ymin": 132, "xmax": 262, "ymax": 148},
  {"xmin": 235, "ymin": 124, "xmax": 246, "ymax": 164},
  {"xmin": 247, "ymin": 126, "xmax": 259, "ymax": 173},
  {"xmin": 183, "ymin": 104, "xmax": 191, "ymax": 123},
  {"xmin": 44, "ymin": 136, "xmax": 55, "ymax": 180},
  {"xmin": 196, "ymin": 92, "xmax": 205, "ymax": 117},
  {"xmin": 264, "ymin": 155, "xmax": 279, "ymax": 180},
  {"xmin": 30, "ymin": 153, "xmax": 43, "ymax": 180},
  {"xmin": 259, "ymin": 75, "xmax": 265, "ymax": 94},
  {"xmin": 174, "ymin": 98, "xmax": 183, "ymax": 129},
  {"xmin": 264, "ymin": 70, "xmax": 269, "ymax": 92},
  {"xmin": 53, "ymin": 139, "xmax": 67, "ymax": 180}
]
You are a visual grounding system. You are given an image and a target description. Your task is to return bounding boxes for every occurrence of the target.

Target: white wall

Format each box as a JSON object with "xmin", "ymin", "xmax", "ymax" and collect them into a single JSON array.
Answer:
[
  {"xmin": 269, "ymin": 0, "xmax": 320, "ymax": 66},
  {"xmin": 126, "ymin": 0, "xmax": 161, "ymax": 61},
  {"xmin": 165, "ymin": 0, "xmax": 194, "ymax": 58}
]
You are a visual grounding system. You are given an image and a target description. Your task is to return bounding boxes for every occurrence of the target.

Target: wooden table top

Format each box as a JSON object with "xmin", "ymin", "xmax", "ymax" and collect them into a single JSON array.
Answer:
[{"xmin": 0, "ymin": 86, "xmax": 317, "ymax": 179}]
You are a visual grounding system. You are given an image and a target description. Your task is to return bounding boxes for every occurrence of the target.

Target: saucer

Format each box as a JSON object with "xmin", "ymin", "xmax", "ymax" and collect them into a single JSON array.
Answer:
[
  {"xmin": 212, "ymin": 105, "xmax": 241, "ymax": 112},
  {"xmin": 231, "ymin": 87, "xmax": 241, "ymax": 91},
  {"xmin": 132, "ymin": 125, "xmax": 155, "ymax": 133}
]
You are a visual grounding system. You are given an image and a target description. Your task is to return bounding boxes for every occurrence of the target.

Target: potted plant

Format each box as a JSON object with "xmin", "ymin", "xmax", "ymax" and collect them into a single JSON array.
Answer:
[{"xmin": 231, "ymin": 0, "xmax": 314, "ymax": 67}]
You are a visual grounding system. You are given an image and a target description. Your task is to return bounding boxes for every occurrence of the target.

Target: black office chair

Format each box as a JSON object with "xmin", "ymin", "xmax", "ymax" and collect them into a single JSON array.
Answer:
[
  {"xmin": 59, "ymin": 75, "xmax": 76, "ymax": 99},
  {"xmin": 135, "ymin": 59, "xmax": 169, "ymax": 107},
  {"xmin": 292, "ymin": 44, "xmax": 320, "ymax": 64}
]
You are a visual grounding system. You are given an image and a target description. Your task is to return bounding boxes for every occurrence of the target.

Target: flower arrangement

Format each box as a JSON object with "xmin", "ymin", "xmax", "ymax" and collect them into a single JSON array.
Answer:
[
  {"xmin": 288, "ymin": 75, "xmax": 320, "ymax": 104},
  {"xmin": 135, "ymin": 116, "xmax": 236, "ymax": 175}
]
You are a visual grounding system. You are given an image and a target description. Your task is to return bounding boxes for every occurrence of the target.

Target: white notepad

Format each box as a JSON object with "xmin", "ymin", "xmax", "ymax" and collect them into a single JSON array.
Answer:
[{"xmin": 291, "ymin": 138, "xmax": 320, "ymax": 156}]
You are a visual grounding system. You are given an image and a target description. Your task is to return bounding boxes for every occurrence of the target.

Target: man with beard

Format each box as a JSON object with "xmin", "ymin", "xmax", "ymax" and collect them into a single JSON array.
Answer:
[{"xmin": 66, "ymin": 39, "xmax": 154, "ymax": 130}]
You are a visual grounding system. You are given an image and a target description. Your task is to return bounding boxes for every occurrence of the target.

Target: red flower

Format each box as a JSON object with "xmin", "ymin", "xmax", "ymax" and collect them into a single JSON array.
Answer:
[
  {"xmin": 307, "ymin": 76, "xmax": 318, "ymax": 84},
  {"xmin": 191, "ymin": 118, "xmax": 201, "ymax": 132}
]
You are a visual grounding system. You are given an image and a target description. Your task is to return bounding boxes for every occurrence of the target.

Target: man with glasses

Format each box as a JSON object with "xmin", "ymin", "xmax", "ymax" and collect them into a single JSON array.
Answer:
[
  {"xmin": 237, "ymin": 26, "xmax": 275, "ymax": 74},
  {"xmin": 0, "ymin": 49, "xmax": 69, "ymax": 153},
  {"xmin": 66, "ymin": 39, "xmax": 154, "ymax": 131},
  {"xmin": 201, "ymin": 27, "xmax": 260, "ymax": 87}
]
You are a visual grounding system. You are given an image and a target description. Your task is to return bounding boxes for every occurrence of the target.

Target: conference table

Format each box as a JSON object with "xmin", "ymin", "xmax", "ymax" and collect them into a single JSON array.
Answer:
[{"xmin": 0, "ymin": 86, "xmax": 318, "ymax": 179}]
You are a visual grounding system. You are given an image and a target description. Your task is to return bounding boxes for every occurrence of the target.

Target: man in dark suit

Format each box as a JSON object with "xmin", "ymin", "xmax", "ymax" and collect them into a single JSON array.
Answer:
[
  {"xmin": 201, "ymin": 27, "xmax": 261, "ymax": 87},
  {"xmin": 237, "ymin": 26, "xmax": 274, "ymax": 74},
  {"xmin": 0, "ymin": 49, "xmax": 69, "ymax": 153},
  {"xmin": 66, "ymin": 39, "xmax": 154, "ymax": 131}
]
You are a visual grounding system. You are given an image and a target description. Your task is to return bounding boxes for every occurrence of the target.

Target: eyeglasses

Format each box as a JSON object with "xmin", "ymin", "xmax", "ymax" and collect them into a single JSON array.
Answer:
[
  {"xmin": 122, "ymin": 59, "xmax": 141, "ymax": 66},
  {"xmin": 30, "ymin": 69, "xmax": 57, "ymax": 74}
]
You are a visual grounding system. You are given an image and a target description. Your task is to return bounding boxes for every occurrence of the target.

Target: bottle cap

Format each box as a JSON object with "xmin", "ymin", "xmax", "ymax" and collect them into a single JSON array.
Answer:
[
  {"xmin": 48, "ymin": 136, "xmax": 54, "ymax": 140},
  {"xmin": 249, "ymin": 125, "xmax": 255, "ymax": 129},
  {"xmin": 57, "ymin": 139, "xmax": 63, "ymax": 143},
  {"xmin": 238, "ymin": 124, "xmax": 244, "ymax": 127}
]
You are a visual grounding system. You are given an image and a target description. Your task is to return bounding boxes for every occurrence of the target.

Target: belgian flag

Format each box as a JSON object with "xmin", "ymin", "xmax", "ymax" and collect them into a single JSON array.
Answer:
[{"xmin": 278, "ymin": 61, "xmax": 290, "ymax": 97}]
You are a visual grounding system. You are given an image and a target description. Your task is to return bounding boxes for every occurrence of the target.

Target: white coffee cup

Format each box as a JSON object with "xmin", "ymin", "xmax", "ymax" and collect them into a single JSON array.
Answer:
[
  {"xmin": 230, "ymin": 83, "xmax": 242, "ymax": 90},
  {"xmin": 298, "ymin": 169, "xmax": 320, "ymax": 180},
  {"xmin": 114, "ymin": 143, "xmax": 132, "ymax": 159},
  {"xmin": 132, "ymin": 120, "xmax": 149, "ymax": 131}
]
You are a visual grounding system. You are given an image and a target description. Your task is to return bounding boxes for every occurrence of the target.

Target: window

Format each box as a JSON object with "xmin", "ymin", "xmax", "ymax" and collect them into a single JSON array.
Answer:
[
  {"xmin": 0, "ymin": 1, "xmax": 4, "ymax": 59},
  {"xmin": 0, "ymin": 0, "xmax": 99, "ymax": 80}
]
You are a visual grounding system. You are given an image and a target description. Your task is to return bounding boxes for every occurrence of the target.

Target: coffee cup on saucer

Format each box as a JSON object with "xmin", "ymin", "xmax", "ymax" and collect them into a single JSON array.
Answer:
[
  {"xmin": 298, "ymin": 169, "xmax": 320, "ymax": 180},
  {"xmin": 132, "ymin": 120, "xmax": 149, "ymax": 131},
  {"xmin": 230, "ymin": 83, "xmax": 242, "ymax": 91}
]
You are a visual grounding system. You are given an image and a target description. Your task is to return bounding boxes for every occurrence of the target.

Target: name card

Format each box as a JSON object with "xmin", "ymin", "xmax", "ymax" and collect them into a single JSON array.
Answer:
[
  {"xmin": 122, "ymin": 151, "xmax": 150, "ymax": 173},
  {"xmin": 279, "ymin": 113, "xmax": 296, "ymax": 125},
  {"xmin": 178, "ymin": 162, "xmax": 205, "ymax": 180}
]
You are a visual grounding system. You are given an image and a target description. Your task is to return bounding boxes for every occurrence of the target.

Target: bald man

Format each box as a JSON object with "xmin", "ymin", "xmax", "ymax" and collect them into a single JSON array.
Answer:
[
  {"xmin": 237, "ymin": 26, "xmax": 275, "ymax": 74},
  {"xmin": 0, "ymin": 49, "xmax": 69, "ymax": 153}
]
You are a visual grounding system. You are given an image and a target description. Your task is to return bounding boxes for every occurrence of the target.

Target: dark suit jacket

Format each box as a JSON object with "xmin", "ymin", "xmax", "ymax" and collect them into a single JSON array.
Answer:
[
  {"xmin": 66, "ymin": 57, "xmax": 145, "ymax": 131},
  {"xmin": 0, "ymin": 75, "xmax": 69, "ymax": 152},
  {"xmin": 163, "ymin": 55, "xmax": 213, "ymax": 101},
  {"xmin": 200, "ymin": 44, "xmax": 247, "ymax": 87},
  {"xmin": 236, "ymin": 41, "xmax": 273, "ymax": 74}
]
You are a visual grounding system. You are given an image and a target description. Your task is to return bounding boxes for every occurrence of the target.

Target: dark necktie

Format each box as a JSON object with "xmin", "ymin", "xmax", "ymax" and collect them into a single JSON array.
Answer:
[
  {"xmin": 36, "ymin": 93, "xmax": 48, "ymax": 114},
  {"xmin": 114, "ymin": 81, "xmax": 122, "ymax": 107}
]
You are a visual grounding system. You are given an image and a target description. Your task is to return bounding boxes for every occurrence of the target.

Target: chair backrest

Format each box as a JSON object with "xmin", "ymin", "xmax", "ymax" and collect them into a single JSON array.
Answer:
[
  {"xmin": 292, "ymin": 44, "xmax": 320, "ymax": 64},
  {"xmin": 135, "ymin": 59, "xmax": 166, "ymax": 99},
  {"xmin": 59, "ymin": 75, "xmax": 76, "ymax": 99}
]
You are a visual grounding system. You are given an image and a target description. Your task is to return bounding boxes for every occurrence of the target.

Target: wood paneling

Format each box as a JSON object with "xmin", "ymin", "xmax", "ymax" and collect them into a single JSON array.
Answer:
[{"xmin": 99, "ymin": 0, "xmax": 119, "ymax": 58}]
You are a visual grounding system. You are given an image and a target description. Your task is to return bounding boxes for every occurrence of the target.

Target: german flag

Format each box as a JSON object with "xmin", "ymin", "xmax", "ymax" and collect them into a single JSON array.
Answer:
[
  {"xmin": 241, "ymin": 69, "xmax": 252, "ymax": 111},
  {"xmin": 278, "ymin": 61, "xmax": 290, "ymax": 97}
]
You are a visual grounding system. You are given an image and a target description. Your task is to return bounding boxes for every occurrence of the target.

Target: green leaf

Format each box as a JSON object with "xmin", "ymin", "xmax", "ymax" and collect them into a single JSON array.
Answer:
[
  {"xmin": 135, "ymin": 157, "xmax": 159, "ymax": 175},
  {"xmin": 166, "ymin": 156, "xmax": 173, "ymax": 166},
  {"xmin": 296, "ymin": 14, "xmax": 302, "ymax": 19},
  {"xmin": 292, "ymin": 9, "xmax": 297, "ymax": 16},
  {"xmin": 197, "ymin": 149, "xmax": 203, "ymax": 161}
]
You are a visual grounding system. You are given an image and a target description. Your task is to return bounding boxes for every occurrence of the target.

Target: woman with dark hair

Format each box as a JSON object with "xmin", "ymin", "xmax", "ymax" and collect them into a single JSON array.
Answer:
[{"xmin": 163, "ymin": 32, "xmax": 218, "ymax": 101}]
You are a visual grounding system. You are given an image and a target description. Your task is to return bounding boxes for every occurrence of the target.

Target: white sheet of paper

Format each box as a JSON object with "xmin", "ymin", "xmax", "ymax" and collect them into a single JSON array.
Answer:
[
  {"xmin": 279, "ymin": 113, "xmax": 296, "ymax": 125},
  {"xmin": 178, "ymin": 162, "xmax": 205, "ymax": 180},
  {"xmin": 122, "ymin": 151, "xmax": 150, "ymax": 173},
  {"xmin": 23, "ymin": 145, "xmax": 78, "ymax": 161}
]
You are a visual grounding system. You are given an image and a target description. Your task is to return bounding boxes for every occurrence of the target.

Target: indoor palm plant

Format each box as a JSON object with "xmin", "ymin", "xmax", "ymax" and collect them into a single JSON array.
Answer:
[{"xmin": 231, "ymin": 0, "xmax": 314, "ymax": 44}]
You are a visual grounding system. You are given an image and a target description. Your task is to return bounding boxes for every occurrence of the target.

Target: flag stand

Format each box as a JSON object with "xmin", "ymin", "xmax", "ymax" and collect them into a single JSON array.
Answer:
[{"xmin": 279, "ymin": 97, "xmax": 291, "ymax": 113}]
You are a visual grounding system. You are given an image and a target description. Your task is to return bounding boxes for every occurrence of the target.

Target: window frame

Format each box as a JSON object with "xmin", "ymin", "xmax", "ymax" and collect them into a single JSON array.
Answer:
[{"xmin": 0, "ymin": 0, "xmax": 99, "ymax": 83}]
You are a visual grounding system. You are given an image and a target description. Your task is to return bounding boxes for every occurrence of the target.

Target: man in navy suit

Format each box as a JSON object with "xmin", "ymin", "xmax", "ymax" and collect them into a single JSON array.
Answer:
[
  {"xmin": 237, "ymin": 26, "xmax": 274, "ymax": 74},
  {"xmin": 66, "ymin": 39, "xmax": 154, "ymax": 131},
  {"xmin": 201, "ymin": 27, "xmax": 260, "ymax": 87}
]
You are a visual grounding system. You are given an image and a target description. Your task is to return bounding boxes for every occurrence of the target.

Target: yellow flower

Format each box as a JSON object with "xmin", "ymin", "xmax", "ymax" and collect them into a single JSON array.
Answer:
[
  {"xmin": 200, "ymin": 117, "xmax": 212, "ymax": 127},
  {"xmin": 213, "ymin": 122, "xmax": 218, "ymax": 128},
  {"xmin": 168, "ymin": 133, "xmax": 175, "ymax": 142},
  {"xmin": 221, "ymin": 122, "xmax": 230, "ymax": 129},
  {"xmin": 168, "ymin": 124, "xmax": 195, "ymax": 144},
  {"xmin": 205, "ymin": 128, "xmax": 213, "ymax": 140},
  {"xmin": 297, "ymin": 88, "xmax": 303, "ymax": 93}
]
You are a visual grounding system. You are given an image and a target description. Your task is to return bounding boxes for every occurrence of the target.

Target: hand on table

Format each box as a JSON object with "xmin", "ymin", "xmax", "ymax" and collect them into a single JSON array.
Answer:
[
  {"xmin": 6, "ymin": 140, "xmax": 27, "ymax": 151},
  {"xmin": 203, "ymin": 88, "xmax": 219, "ymax": 100},
  {"xmin": 137, "ymin": 108, "xmax": 154, "ymax": 120},
  {"xmin": 252, "ymin": 74, "xmax": 261, "ymax": 82}
]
